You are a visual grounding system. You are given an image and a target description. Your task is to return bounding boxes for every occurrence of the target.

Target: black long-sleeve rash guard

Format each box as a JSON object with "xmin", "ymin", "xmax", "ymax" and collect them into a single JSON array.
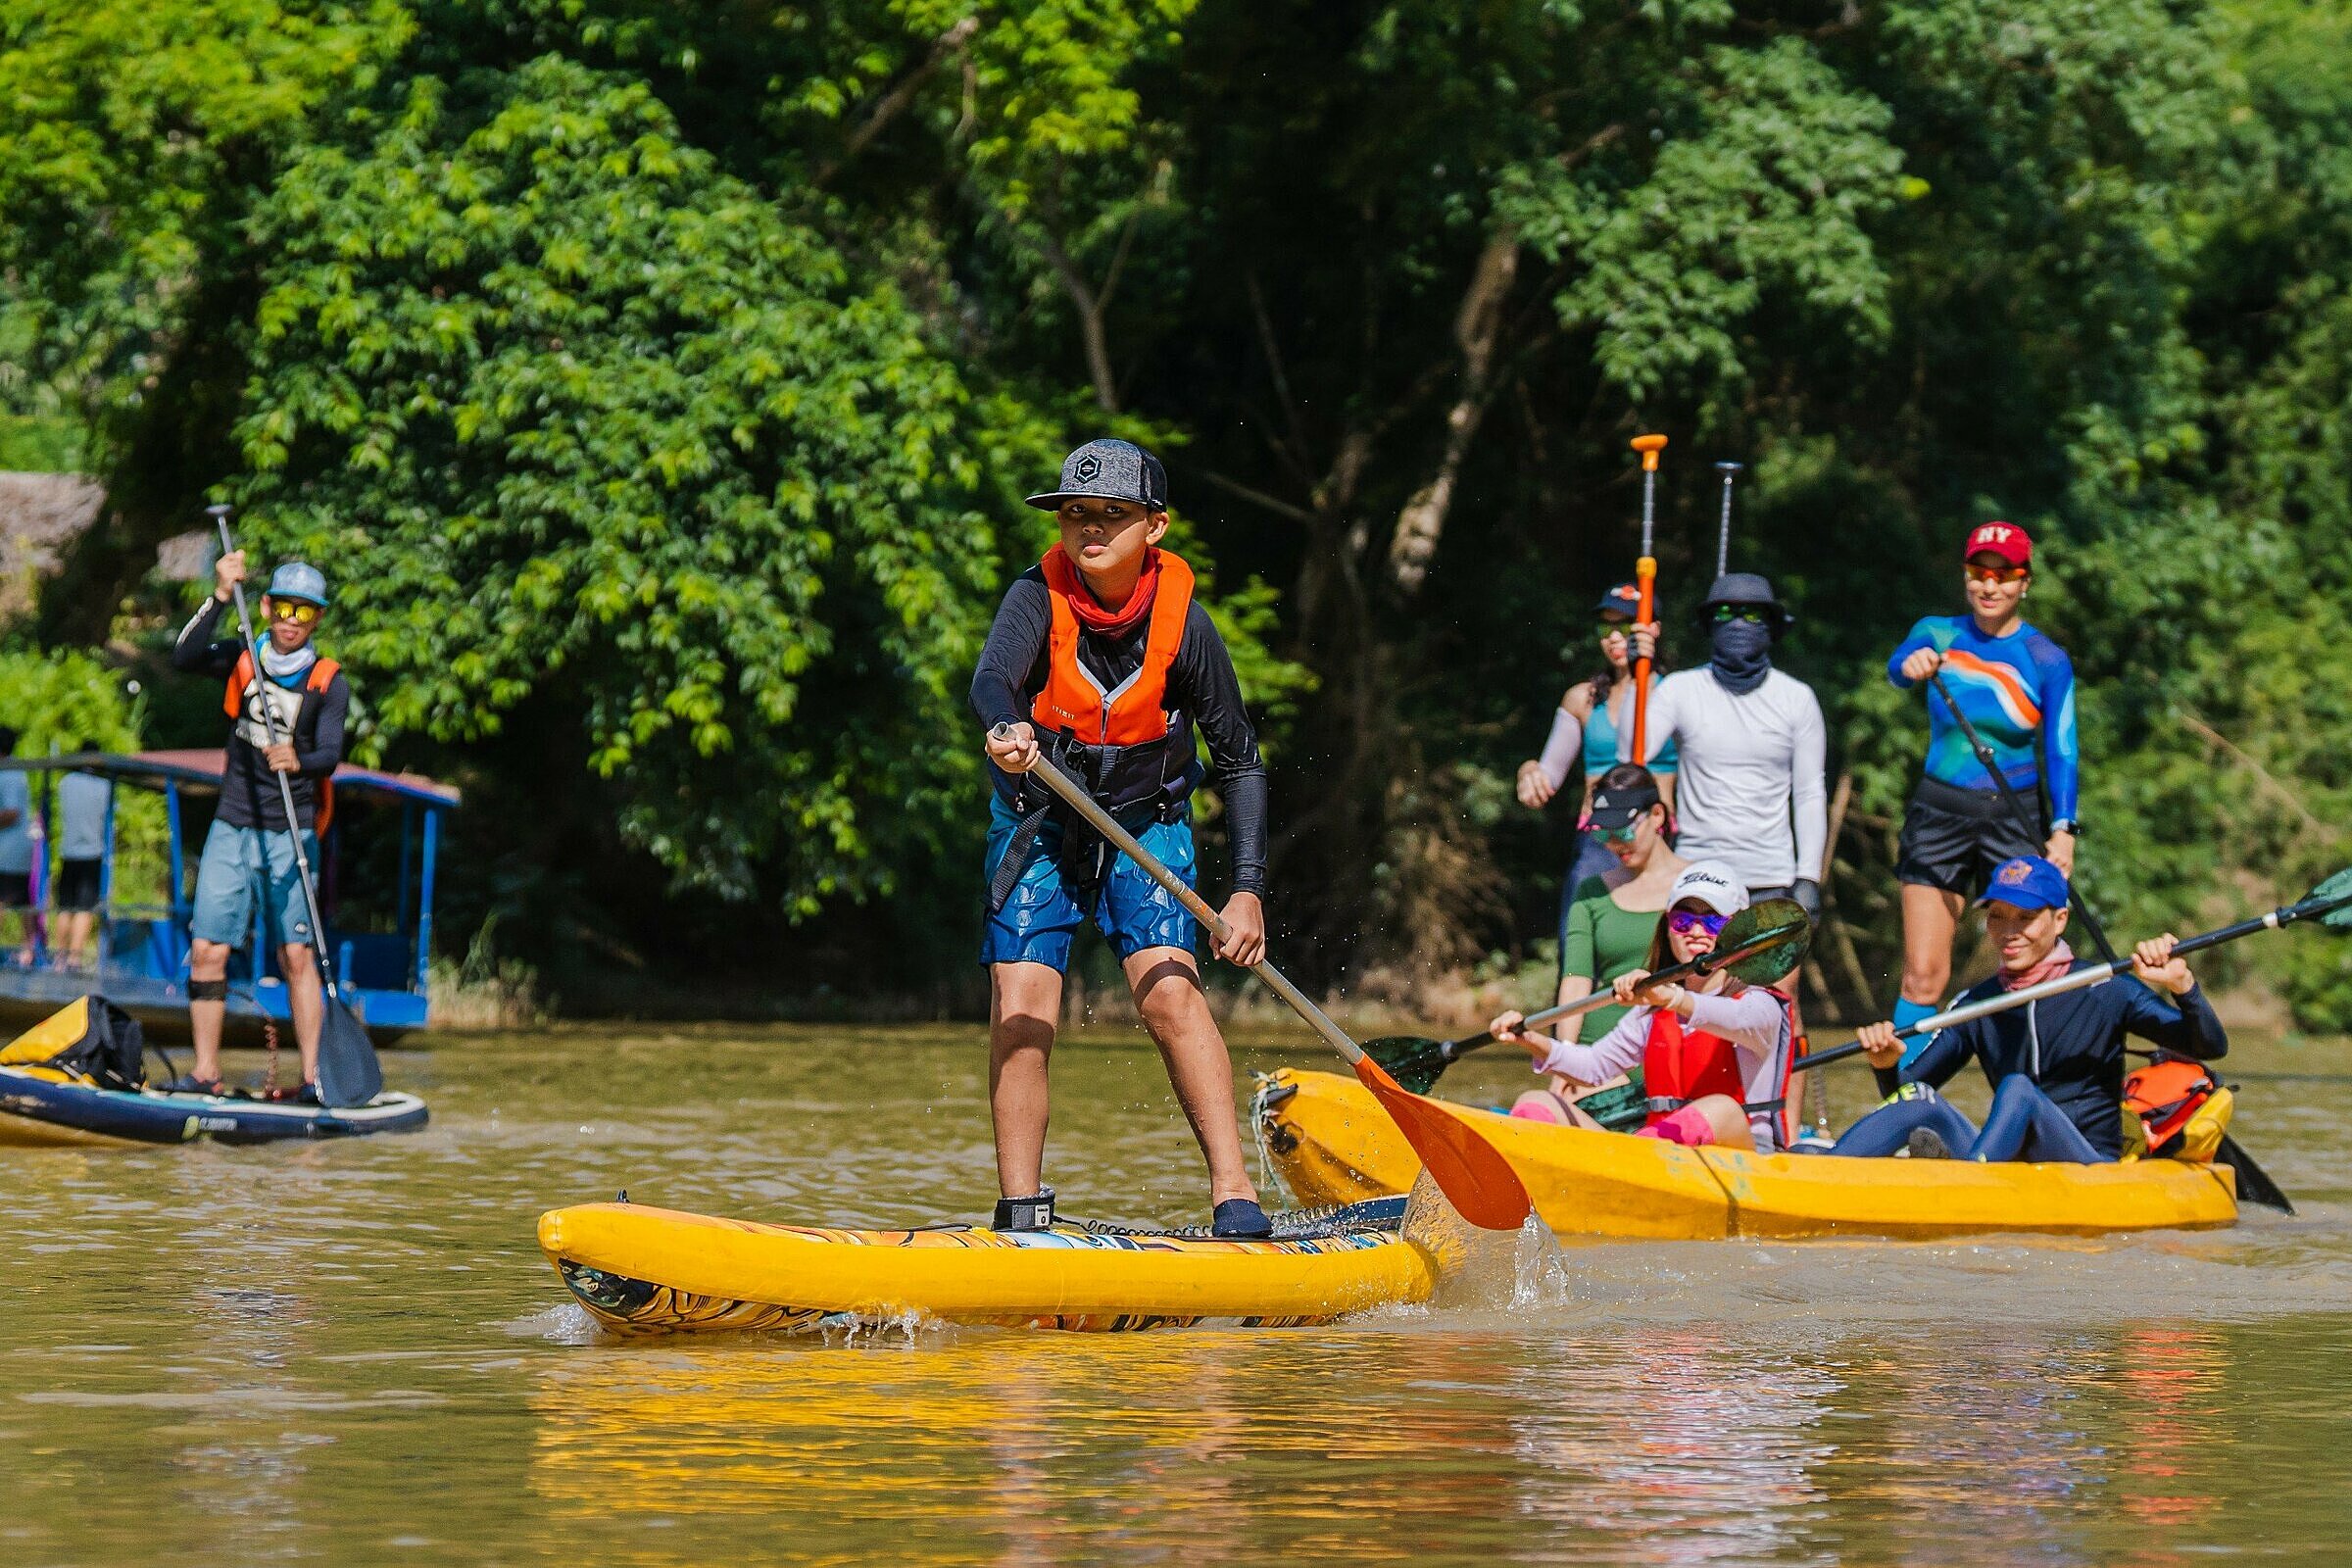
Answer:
[
  {"xmin": 172, "ymin": 596, "xmax": 350, "ymax": 833},
  {"xmin": 969, "ymin": 567, "xmax": 1268, "ymax": 896}
]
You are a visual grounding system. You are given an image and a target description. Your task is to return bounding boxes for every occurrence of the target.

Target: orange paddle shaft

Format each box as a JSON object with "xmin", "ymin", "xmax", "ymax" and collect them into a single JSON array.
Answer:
[{"xmin": 1630, "ymin": 434, "xmax": 1666, "ymax": 760}]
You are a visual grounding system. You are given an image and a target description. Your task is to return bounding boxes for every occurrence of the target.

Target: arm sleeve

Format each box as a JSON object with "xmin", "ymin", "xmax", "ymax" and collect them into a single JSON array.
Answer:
[
  {"xmin": 171, "ymin": 598, "xmax": 239, "ymax": 677},
  {"xmin": 1535, "ymin": 706, "xmax": 1582, "ymax": 790},
  {"xmin": 2118, "ymin": 978, "xmax": 2230, "ymax": 1061},
  {"xmin": 1886, "ymin": 617, "xmax": 1938, "ymax": 689},
  {"xmin": 1174, "ymin": 606, "xmax": 1268, "ymax": 898},
  {"xmin": 1684, "ymin": 988, "xmax": 1789, "ymax": 1062},
  {"xmin": 1537, "ymin": 1006, "xmax": 1649, "ymax": 1086},
  {"xmin": 1789, "ymin": 683, "xmax": 1829, "ymax": 881},
  {"xmin": 1617, "ymin": 675, "xmax": 1676, "ymax": 765},
  {"xmin": 968, "ymin": 577, "xmax": 1051, "ymax": 731},
  {"xmin": 297, "ymin": 676, "xmax": 349, "ymax": 775},
  {"xmin": 2039, "ymin": 641, "xmax": 2080, "ymax": 822}
]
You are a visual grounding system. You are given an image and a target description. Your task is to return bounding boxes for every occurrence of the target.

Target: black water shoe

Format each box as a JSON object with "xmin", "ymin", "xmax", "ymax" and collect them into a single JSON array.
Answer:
[
  {"xmin": 163, "ymin": 1074, "xmax": 224, "ymax": 1097},
  {"xmin": 992, "ymin": 1190, "xmax": 1057, "ymax": 1231},
  {"xmin": 1905, "ymin": 1127, "xmax": 1952, "ymax": 1160},
  {"xmin": 1211, "ymin": 1199, "xmax": 1274, "ymax": 1239}
]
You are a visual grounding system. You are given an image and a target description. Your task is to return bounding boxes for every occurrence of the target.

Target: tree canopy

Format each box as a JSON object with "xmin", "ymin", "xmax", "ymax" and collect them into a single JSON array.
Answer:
[{"xmin": 0, "ymin": 0, "xmax": 2345, "ymax": 1022}]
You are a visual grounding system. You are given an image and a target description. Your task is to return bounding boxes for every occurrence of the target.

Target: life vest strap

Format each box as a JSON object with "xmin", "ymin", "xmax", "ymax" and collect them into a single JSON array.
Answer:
[{"xmin": 1647, "ymin": 1094, "xmax": 1787, "ymax": 1116}]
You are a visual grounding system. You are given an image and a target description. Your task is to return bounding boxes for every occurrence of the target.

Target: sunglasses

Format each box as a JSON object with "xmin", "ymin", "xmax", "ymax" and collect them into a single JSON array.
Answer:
[
  {"xmin": 1668, "ymin": 909, "xmax": 1731, "ymax": 938},
  {"xmin": 1592, "ymin": 816, "xmax": 1646, "ymax": 844},
  {"xmin": 1710, "ymin": 605, "xmax": 1770, "ymax": 625},
  {"xmin": 1964, "ymin": 564, "xmax": 2030, "ymax": 585},
  {"xmin": 266, "ymin": 599, "xmax": 320, "ymax": 624},
  {"xmin": 1596, "ymin": 618, "xmax": 1633, "ymax": 639}
]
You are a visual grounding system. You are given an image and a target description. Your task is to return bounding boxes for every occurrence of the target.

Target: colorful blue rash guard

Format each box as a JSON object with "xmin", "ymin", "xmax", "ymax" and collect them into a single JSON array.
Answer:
[{"xmin": 1886, "ymin": 616, "xmax": 2079, "ymax": 821}]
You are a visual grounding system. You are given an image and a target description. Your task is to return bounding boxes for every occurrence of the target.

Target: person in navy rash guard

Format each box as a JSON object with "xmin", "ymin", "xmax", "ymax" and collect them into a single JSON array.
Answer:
[
  {"xmin": 1885, "ymin": 520, "xmax": 2080, "ymax": 1059},
  {"xmin": 1826, "ymin": 857, "xmax": 2227, "ymax": 1163}
]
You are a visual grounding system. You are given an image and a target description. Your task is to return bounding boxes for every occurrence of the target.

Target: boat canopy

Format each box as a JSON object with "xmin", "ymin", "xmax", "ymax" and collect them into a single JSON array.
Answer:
[{"xmin": 0, "ymin": 750, "xmax": 459, "ymax": 809}]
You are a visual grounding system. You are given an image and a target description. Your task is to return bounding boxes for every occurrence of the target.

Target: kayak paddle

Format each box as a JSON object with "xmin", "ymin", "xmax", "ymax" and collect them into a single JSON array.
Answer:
[
  {"xmin": 1795, "ymin": 868, "xmax": 2352, "ymax": 1078},
  {"xmin": 1363, "ymin": 898, "xmax": 1813, "ymax": 1094},
  {"xmin": 212, "ymin": 508, "xmax": 383, "ymax": 1109},
  {"xmin": 1788, "ymin": 868, "xmax": 2352, "ymax": 1212},
  {"xmin": 998, "ymin": 726, "xmax": 1534, "ymax": 1232}
]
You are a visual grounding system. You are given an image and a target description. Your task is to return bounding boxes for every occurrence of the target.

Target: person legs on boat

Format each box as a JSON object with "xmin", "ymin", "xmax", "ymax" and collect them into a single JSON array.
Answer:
[
  {"xmin": 1816, "ymin": 1085, "xmax": 1981, "ymax": 1157},
  {"xmin": 51, "ymin": 760, "xmax": 113, "ymax": 972},
  {"xmin": 184, "ymin": 822, "xmax": 323, "ymax": 1095}
]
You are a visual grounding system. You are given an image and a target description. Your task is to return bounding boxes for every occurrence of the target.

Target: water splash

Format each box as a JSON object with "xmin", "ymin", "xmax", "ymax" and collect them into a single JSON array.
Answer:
[{"xmin": 1399, "ymin": 1169, "xmax": 1572, "ymax": 1312}]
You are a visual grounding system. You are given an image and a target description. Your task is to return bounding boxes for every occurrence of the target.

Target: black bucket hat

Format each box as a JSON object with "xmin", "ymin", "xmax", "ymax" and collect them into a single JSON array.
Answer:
[
  {"xmin": 1026, "ymin": 438, "xmax": 1170, "ymax": 512},
  {"xmin": 1700, "ymin": 570, "xmax": 1791, "ymax": 628}
]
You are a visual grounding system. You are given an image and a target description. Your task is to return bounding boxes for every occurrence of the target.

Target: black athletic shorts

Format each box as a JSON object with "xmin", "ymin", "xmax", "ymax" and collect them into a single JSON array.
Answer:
[
  {"xmin": 1896, "ymin": 776, "xmax": 2045, "ymax": 897},
  {"xmin": 54, "ymin": 857, "xmax": 102, "ymax": 912},
  {"xmin": 0, "ymin": 871, "xmax": 28, "ymax": 908}
]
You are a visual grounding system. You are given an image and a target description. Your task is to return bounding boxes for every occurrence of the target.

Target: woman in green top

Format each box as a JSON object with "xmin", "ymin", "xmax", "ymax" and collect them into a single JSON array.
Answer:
[{"xmin": 1507, "ymin": 764, "xmax": 1688, "ymax": 1124}]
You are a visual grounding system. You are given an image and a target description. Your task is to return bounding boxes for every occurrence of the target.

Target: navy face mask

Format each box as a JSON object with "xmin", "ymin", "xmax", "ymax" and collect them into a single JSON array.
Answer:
[{"xmin": 1709, "ymin": 618, "xmax": 1773, "ymax": 695}]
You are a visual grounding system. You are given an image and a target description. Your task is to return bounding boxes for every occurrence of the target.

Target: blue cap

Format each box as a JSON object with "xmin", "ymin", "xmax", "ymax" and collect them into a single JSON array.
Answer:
[
  {"xmin": 266, "ymin": 562, "xmax": 328, "ymax": 607},
  {"xmin": 1979, "ymin": 856, "xmax": 2069, "ymax": 912},
  {"xmin": 1595, "ymin": 582, "xmax": 1641, "ymax": 618}
]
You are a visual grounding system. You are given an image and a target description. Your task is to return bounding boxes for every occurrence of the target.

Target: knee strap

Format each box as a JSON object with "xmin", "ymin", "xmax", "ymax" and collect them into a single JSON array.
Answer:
[{"xmin": 187, "ymin": 977, "xmax": 229, "ymax": 1003}]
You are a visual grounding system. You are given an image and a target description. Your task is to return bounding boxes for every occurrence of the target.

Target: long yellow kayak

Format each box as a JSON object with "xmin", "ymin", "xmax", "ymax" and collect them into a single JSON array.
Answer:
[
  {"xmin": 539, "ymin": 1195, "xmax": 1437, "ymax": 1334},
  {"xmin": 1257, "ymin": 1068, "xmax": 2238, "ymax": 1240}
]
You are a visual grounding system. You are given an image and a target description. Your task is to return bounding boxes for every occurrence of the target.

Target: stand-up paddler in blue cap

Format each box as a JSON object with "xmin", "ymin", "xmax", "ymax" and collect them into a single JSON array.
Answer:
[{"xmin": 169, "ymin": 552, "xmax": 351, "ymax": 1098}]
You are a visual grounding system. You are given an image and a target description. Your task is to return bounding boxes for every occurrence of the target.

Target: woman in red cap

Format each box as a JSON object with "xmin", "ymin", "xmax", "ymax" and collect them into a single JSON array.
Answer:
[{"xmin": 1883, "ymin": 521, "xmax": 2081, "ymax": 1060}]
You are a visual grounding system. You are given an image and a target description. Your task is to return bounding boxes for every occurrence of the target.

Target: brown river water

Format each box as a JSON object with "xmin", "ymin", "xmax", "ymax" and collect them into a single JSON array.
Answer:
[{"xmin": 7, "ymin": 1022, "xmax": 2352, "ymax": 1566}]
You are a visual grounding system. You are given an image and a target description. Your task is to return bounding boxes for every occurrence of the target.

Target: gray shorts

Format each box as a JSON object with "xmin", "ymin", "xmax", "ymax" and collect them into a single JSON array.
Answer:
[{"xmin": 190, "ymin": 823, "xmax": 317, "ymax": 950}]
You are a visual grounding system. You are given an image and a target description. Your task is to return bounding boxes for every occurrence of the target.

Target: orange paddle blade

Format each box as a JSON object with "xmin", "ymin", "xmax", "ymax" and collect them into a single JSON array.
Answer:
[{"xmin": 1352, "ymin": 1055, "xmax": 1534, "ymax": 1232}]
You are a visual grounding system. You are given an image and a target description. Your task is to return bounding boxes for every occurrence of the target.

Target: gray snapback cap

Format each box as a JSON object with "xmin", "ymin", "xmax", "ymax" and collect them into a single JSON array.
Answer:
[{"xmin": 1025, "ymin": 438, "xmax": 1169, "ymax": 512}]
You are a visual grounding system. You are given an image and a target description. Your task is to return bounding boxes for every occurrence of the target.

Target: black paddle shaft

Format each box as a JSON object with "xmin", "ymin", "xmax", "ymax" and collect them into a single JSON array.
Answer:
[{"xmin": 1925, "ymin": 667, "xmax": 2119, "ymax": 965}]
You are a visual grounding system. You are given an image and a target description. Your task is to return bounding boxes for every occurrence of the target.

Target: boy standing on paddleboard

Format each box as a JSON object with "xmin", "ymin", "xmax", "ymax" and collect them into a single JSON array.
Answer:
[
  {"xmin": 169, "ymin": 550, "xmax": 349, "ymax": 1098},
  {"xmin": 970, "ymin": 438, "xmax": 1273, "ymax": 1237}
]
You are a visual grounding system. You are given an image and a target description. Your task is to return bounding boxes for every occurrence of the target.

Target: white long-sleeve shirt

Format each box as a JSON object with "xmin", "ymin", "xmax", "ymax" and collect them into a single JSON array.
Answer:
[
  {"xmin": 1620, "ymin": 667, "xmax": 1826, "ymax": 888},
  {"xmin": 1536, "ymin": 987, "xmax": 1794, "ymax": 1151}
]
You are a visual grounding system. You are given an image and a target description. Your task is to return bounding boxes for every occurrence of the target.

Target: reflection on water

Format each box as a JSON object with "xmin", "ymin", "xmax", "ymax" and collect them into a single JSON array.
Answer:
[{"xmin": 4, "ymin": 1024, "xmax": 2352, "ymax": 1564}]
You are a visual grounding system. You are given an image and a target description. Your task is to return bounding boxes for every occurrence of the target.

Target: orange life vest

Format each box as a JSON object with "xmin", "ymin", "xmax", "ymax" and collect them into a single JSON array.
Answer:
[
  {"xmin": 224, "ymin": 653, "xmax": 341, "ymax": 833},
  {"xmin": 1641, "ymin": 987, "xmax": 1796, "ymax": 1149},
  {"xmin": 1031, "ymin": 547, "xmax": 1196, "ymax": 745},
  {"xmin": 1016, "ymin": 547, "xmax": 1200, "ymax": 817},
  {"xmin": 2123, "ymin": 1055, "xmax": 2218, "ymax": 1154}
]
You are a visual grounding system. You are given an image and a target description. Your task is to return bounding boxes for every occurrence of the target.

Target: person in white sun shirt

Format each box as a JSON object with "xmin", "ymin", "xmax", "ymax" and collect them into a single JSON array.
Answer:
[{"xmin": 1623, "ymin": 571, "xmax": 1828, "ymax": 1123}]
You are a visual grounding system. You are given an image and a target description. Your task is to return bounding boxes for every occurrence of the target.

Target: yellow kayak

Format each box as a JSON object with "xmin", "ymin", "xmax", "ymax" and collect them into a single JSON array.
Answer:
[
  {"xmin": 538, "ymin": 1195, "xmax": 1437, "ymax": 1334},
  {"xmin": 1257, "ymin": 1068, "xmax": 2239, "ymax": 1240}
]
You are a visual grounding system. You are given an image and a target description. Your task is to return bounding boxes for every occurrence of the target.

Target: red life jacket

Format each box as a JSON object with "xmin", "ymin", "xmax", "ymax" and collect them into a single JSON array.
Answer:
[
  {"xmin": 224, "ymin": 653, "xmax": 341, "ymax": 833},
  {"xmin": 1641, "ymin": 986, "xmax": 1796, "ymax": 1150},
  {"xmin": 1024, "ymin": 547, "xmax": 1199, "ymax": 814}
]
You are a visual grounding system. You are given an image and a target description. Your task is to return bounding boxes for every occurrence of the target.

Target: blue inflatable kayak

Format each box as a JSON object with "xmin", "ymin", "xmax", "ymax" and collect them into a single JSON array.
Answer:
[{"xmin": 0, "ymin": 1064, "xmax": 429, "ymax": 1147}]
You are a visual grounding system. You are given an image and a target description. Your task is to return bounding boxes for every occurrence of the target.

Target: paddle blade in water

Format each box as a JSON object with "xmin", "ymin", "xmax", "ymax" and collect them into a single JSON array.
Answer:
[
  {"xmin": 316, "ymin": 998, "xmax": 382, "ymax": 1108},
  {"xmin": 1717, "ymin": 899, "xmax": 1812, "ymax": 985},
  {"xmin": 1351, "ymin": 1054, "xmax": 1533, "ymax": 1232},
  {"xmin": 2311, "ymin": 868, "xmax": 2352, "ymax": 930},
  {"xmin": 1360, "ymin": 1035, "xmax": 1450, "ymax": 1096}
]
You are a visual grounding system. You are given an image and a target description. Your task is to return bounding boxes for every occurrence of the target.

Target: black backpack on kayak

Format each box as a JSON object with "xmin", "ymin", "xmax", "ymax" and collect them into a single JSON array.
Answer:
[{"xmin": 0, "ymin": 996, "xmax": 147, "ymax": 1091}]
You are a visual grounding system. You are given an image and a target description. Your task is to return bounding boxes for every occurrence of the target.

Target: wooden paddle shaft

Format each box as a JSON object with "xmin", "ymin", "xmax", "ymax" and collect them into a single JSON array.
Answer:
[{"xmin": 998, "ymin": 729, "xmax": 1367, "ymax": 1066}]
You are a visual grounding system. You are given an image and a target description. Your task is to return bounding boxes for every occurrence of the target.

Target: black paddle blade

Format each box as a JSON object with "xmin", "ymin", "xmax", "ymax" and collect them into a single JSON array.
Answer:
[
  {"xmin": 2311, "ymin": 868, "xmax": 2352, "ymax": 930},
  {"xmin": 1360, "ymin": 1034, "xmax": 1452, "ymax": 1096},
  {"xmin": 315, "ymin": 997, "xmax": 382, "ymax": 1108},
  {"xmin": 1715, "ymin": 899, "xmax": 1812, "ymax": 986},
  {"xmin": 2218, "ymin": 1133, "xmax": 2294, "ymax": 1214}
]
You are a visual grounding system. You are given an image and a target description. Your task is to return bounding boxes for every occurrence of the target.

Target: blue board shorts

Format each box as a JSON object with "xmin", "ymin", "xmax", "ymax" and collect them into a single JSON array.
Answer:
[
  {"xmin": 980, "ymin": 794, "xmax": 1198, "ymax": 970},
  {"xmin": 190, "ymin": 822, "xmax": 318, "ymax": 950}
]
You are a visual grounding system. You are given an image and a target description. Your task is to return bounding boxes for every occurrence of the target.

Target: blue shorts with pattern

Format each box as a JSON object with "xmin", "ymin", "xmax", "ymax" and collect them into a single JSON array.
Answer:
[
  {"xmin": 190, "ymin": 822, "xmax": 318, "ymax": 950},
  {"xmin": 980, "ymin": 794, "xmax": 1198, "ymax": 970}
]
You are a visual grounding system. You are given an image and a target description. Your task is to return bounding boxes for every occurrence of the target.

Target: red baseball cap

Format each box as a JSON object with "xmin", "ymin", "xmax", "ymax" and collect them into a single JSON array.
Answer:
[{"xmin": 1964, "ymin": 520, "xmax": 2033, "ymax": 568}]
